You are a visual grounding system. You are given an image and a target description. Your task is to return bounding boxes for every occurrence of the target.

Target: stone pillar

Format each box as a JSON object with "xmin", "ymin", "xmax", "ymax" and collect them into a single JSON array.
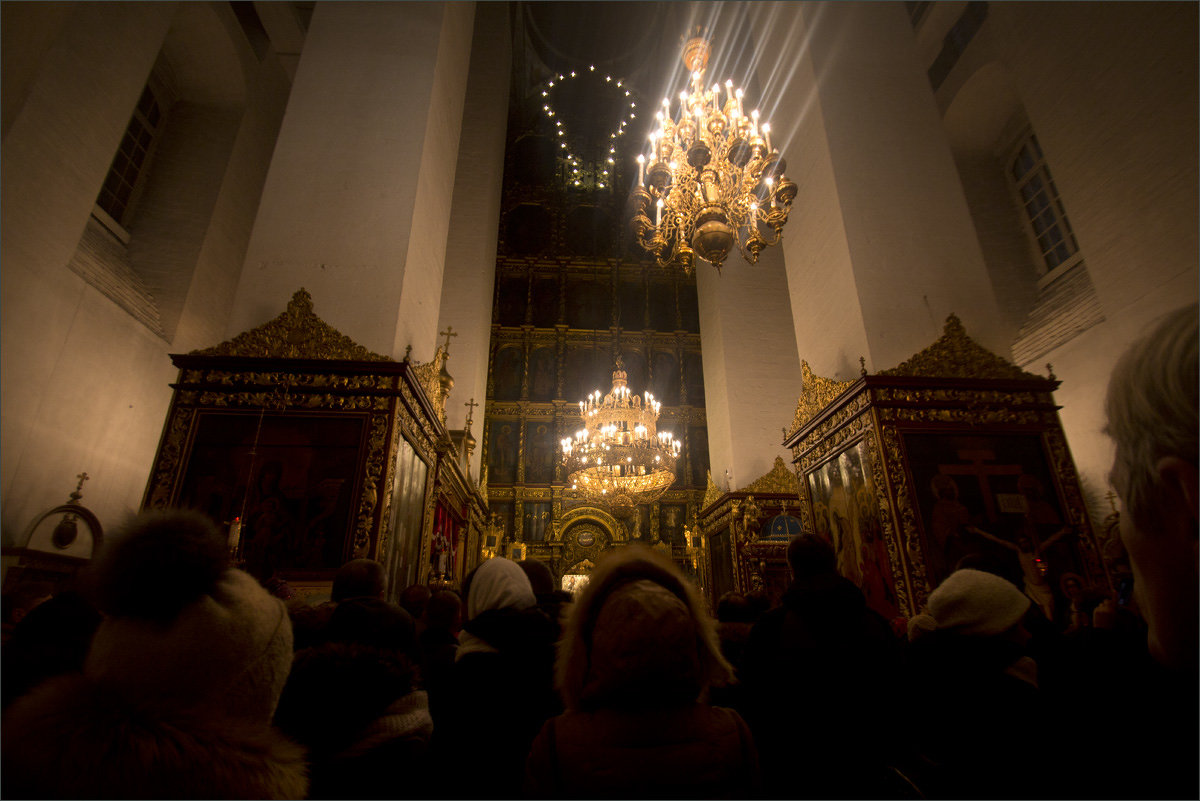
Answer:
[
  {"xmin": 228, "ymin": 1, "xmax": 475, "ymax": 360},
  {"xmin": 437, "ymin": 1, "xmax": 511, "ymax": 482},
  {"xmin": 752, "ymin": 1, "xmax": 1005, "ymax": 377},
  {"xmin": 696, "ymin": 246, "xmax": 803, "ymax": 493}
]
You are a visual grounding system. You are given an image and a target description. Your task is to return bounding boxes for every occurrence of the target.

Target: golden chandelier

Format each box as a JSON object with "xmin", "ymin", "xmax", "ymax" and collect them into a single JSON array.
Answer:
[
  {"xmin": 631, "ymin": 37, "xmax": 796, "ymax": 274},
  {"xmin": 561, "ymin": 358, "xmax": 680, "ymax": 516}
]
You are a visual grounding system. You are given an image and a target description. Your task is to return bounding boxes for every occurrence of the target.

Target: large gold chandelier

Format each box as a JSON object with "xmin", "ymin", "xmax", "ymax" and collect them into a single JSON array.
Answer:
[
  {"xmin": 631, "ymin": 37, "xmax": 796, "ymax": 274},
  {"xmin": 561, "ymin": 359, "xmax": 681, "ymax": 516}
]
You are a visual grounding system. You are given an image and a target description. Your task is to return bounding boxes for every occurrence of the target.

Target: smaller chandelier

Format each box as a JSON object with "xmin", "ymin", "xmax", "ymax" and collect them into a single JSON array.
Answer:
[
  {"xmin": 561, "ymin": 359, "xmax": 681, "ymax": 516},
  {"xmin": 630, "ymin": 36, "xmax": 797, "ymax": 274}
]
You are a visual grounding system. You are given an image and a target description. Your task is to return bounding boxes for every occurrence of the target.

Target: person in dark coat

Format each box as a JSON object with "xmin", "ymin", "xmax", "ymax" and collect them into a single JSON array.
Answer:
[
  {"xmin": 432, "ymin": 558, "xmax": 559, "ymax": 798},
  {"xmin": 418, "ymin": 588, "xmax": 461, "ymax": 724},
  {"xmin": 707, "ymin": 591, "xmax": 755, "ymax": 710},
  {"xmin": 274, "ymin": 597, "xmax": 432, "ymax": 800},
  {"xmin": 1, "ymin": 588, "xmax": 101, "ymax": 710},
  {"xmin": 902, "ymin": 568, "xmax": 1048, "ymax": 799},
  {"xmin": 738, "ymin": 532, "xmax": 904, "ymax": 799},
  {"xmin": 1069, "ymin": 302, "xmax": 1199, "ymax": 800},
  {"xmin": 524, "ymin": 545, "xmax": 759, "ymax": 799},
  {"xmin": 518, "ymin": 557, "xmax": 574, "ymax": 637},
  {"xmin": 1, "ymin": 510, "xmax": 306, "ymax": 799},
  {"xmin": 332, "ymin": 557, "xmax": 387, "ymax": 603}
]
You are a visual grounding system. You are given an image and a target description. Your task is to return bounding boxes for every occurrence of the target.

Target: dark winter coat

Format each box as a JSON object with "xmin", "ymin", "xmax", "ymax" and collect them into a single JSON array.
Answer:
[
  {"xmin": 739, "ymin": 572, "xmax": 904, "ymax": 799},
  {"xmin": 1, "ymin": 673, "xmax": 308, "ymax": 799},
  {"xmin": 525, "ymin": 546, "xmax": 759, "ymax": 799},
  {"xmin": 902, "ymin": 630, "xmax": 1048, "ymax": 799},
  {"xmin": 304, "ymin": 693, "xmax": 433, "ymax": 800},
  {"xmin": 525, "ymin": 704, "xmax": 758, "ymax": 799},
  {"xmin": 431, "ymin": 559, "xmax": 560, "ymax": 798},
  {"xmin": 417, "ymin": 626, "xmax": 459, "ymax": 725},
  {"xmin": 273, "ymin": 639, "xmax": 431, "ymax": 800}
]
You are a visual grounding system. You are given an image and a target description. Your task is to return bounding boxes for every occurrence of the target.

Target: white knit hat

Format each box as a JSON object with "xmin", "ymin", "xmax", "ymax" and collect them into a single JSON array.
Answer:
[
  {"xmin": 84, "ymin": 510, "xmax": 293, "ymax": 724},
  {"xmin": 925, "ymin": 568, "xmax": 1031, "ymax": 637}
]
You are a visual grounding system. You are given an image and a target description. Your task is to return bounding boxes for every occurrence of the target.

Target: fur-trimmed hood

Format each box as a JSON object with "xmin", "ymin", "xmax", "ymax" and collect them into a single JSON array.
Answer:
[
  {"xmin": 556, "ymin": 545, "xmax": 733, "ymax": 712},
  {"xmin": 1, "ymin": 673, "xmax": 308, "ymax": 799}
]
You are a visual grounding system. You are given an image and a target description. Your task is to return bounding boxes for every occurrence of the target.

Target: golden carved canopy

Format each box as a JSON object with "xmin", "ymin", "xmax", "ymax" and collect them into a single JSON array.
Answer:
[
  {"xmin": 191, "ymin": 288, "xmax": 390, "ymax": 361},
  {"xmin": 738, "ymin": 456, "xmax": 799, "ymax": 496},
  {"xmin": 788, "ymin": 361, "xmax": 857, "ymax": 437},
  {"xmin": 880, "ymin": 313, "xmax": 1044, "ymax": 380}
]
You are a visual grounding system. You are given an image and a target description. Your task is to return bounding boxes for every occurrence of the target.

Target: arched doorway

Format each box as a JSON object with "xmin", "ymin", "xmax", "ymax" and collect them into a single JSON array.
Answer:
[{"xmin": 553, "ymin": 506, "xmax": 621, "ymax": 592}]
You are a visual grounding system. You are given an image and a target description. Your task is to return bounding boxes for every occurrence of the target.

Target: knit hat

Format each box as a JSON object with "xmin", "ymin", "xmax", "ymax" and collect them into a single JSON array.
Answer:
[
  {"xmin": 83, "ymin": 510, "xmax": 293, "ymax": 724},
  {"xmin": 582, "ymin": 578, "xmax": 703, "ymax": 707},
  {"xmin": 923, "ymin": 568, "xmax": 1030, "ymax": 637},
  {"xmin": 556, "ymin": 546, "xmax": 733, "ymax": 712}
]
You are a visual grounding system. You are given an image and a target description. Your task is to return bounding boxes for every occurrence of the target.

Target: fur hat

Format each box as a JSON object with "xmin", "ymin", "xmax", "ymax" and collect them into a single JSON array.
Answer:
[
  {"xmin": 556, "ymin": 545, "xmax": 732, "ymax": 711},
  {"xmin": 83, "ymin": 510, "xmax": 293, "ymax": 724},
  {"xmin": 924, "ymin": 568, "xmax": 1031, "ymax": 637}
]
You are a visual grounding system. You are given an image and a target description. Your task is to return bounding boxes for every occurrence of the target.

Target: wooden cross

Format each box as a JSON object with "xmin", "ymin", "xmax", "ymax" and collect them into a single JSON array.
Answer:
[
  {"xmin": 439, "ymin": 326, "xmax": 458, "ymax": 352},
  {"xmin": 939, "ymin": 449, "xmax": 1023, "ymax": 521},
  {"xmin": 464, "ymin": 397, "xmax": 479, "ymax": 427}
]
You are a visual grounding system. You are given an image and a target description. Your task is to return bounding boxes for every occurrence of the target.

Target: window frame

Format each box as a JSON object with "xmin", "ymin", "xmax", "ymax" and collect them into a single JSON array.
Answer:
[
  {"xmin": 92, "ymin": 75, "xmax": 173, "ymax": 240},
  {"xmin": 1005, "ymin": 130, "xmax": 1084, "ymax": 282}
]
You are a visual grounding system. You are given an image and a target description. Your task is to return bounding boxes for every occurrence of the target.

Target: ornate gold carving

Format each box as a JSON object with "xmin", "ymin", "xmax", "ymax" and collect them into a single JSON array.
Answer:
[
  {"xmin": 145, "ymin": 407, "xmax": 194, "ymax": 509},
  {"xmin": 417, "ymin": 469, "xmax": 438, "ymax": 584},
  {"xmin": 553, "ymin": 505, "xmax": 621, "ymax": 542},
  {"xmin": 1043, "ymin": 427, "xmax": 1105, "ymax": 583},
  {"xmin": 191, "ymin": 289, "xmax": 390, "ymax": 361},
  {"xmin": 875, "ymin": 405, "xmax": 1049, "ymax": 429},
  {"xmin": 862, "ymin": 430, "xmax": 912, "ymax": 616},
  {"xmin": 791, "ymin": 394, "xmax": 872, "ymax": 474},
  {"xmin": 702, "ymin": 470, "xmax": 722, "ymax": 510},
  {"xmin": 880, "ymin": 314, "xmax": 1044, "ymax": 380},
  {"xmin": 738, "ymin": 456, "xmax": 800, "ymax": 497},
  {"xmin": 377, "ymin": 416, "xmax": 404, "ymax": 560},
  {"xmin": 478, "ymin": 465, "xmax": 490, "ymax": 506},
  {"xmin": 789, "ymin": 361, "xmax": 856, "ymax": 436},
  {"xmin": 351, "ymin": 414, "xmax": 388, "ymax": 557},
  {"xmin": 411, "ymin": 346, "xmax": 448, "ymax": 425},
  {"xmin": 879, "ymin": 423, "xmax": 929, "ymax": 611}
]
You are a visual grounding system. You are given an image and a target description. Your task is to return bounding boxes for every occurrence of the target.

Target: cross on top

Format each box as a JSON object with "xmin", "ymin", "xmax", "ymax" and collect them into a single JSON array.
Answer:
[
  {"xmin": 67, "ymin": 472, "xmax": 90, "ymax": 504},
  {"xmin": 464, "ymin": 397, "xmax": 479, "ymax": 427},
  {"xmin": 439, "ymin": 326, "xmax": 458, "ymax": 352}
]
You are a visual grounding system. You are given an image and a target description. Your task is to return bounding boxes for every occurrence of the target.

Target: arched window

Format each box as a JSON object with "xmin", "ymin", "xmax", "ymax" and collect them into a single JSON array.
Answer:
[
  {"xmin": 94, "ymin": 82, "xmax": 169, "ymax": 234},
  {"xmin": 1008, "ymin": 132, "xmax": 1082, "ymax": 276},
  {"xmin": 68, "ymin": 3, "xmax": 257, "ymax": 341}
]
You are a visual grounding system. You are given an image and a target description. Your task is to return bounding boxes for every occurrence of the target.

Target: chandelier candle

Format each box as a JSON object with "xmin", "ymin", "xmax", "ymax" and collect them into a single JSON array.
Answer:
[
  {"xmin": 561, "ymin": 360, "xmax": 680, "ymax": 517},
  {"xmin": 630, "ymin": 37, "xmax": 797, "ymax": 274}
]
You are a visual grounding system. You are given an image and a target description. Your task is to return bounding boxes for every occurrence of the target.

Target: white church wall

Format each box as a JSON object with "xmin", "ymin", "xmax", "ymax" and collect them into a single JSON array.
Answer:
[
  {"xmin": 758, "ymin": 4, "xmax": 871, "ymax": 382},
  {"xmin": 172, "ymin": 53, "xmax": 295, "ymax": 353},
  {"xmin": 944, "ymin": 2, "xmax": 1199, "ymax": 499},
  {"xmin": 696, "ymin": 247, "xmax": 803, "ymax": 493},
  {"xmin": 438, "ymin": 1, "xmax": 511, "ymax": 480},
  {"xmin": 1, "ymin": 3, "xmax": 178, "ymax": 544},
  {"xmin": 757, "ymin": 2, "xmax": 1007, "ymax": 381},
  {"xmin": 1, "ymin": 4, "xmax": 299, "ymax": 544},
  {"xmin": 990, "ymin": 3, "xmax": 1198, "ymax": 325},
  {"xmin": 0, "ymin": 1, "xmax": 76, "ymax": 139},
  {"xmin": 394, "ymin": 1, "xmax": 476, "ymax": 363},
  {"xmin": 228, "ymin": 2, "xmax": 475, "ymax": 362},
  {"xmin": 940, "ymin": 55, "xmax": 1042, "ymax": 347}
]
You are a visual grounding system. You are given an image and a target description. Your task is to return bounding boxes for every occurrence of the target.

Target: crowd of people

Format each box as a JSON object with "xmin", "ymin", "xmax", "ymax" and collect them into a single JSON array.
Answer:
[{"xmin": 0, "ymin": 304, "xmax": 1195, "ymax": 799}]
